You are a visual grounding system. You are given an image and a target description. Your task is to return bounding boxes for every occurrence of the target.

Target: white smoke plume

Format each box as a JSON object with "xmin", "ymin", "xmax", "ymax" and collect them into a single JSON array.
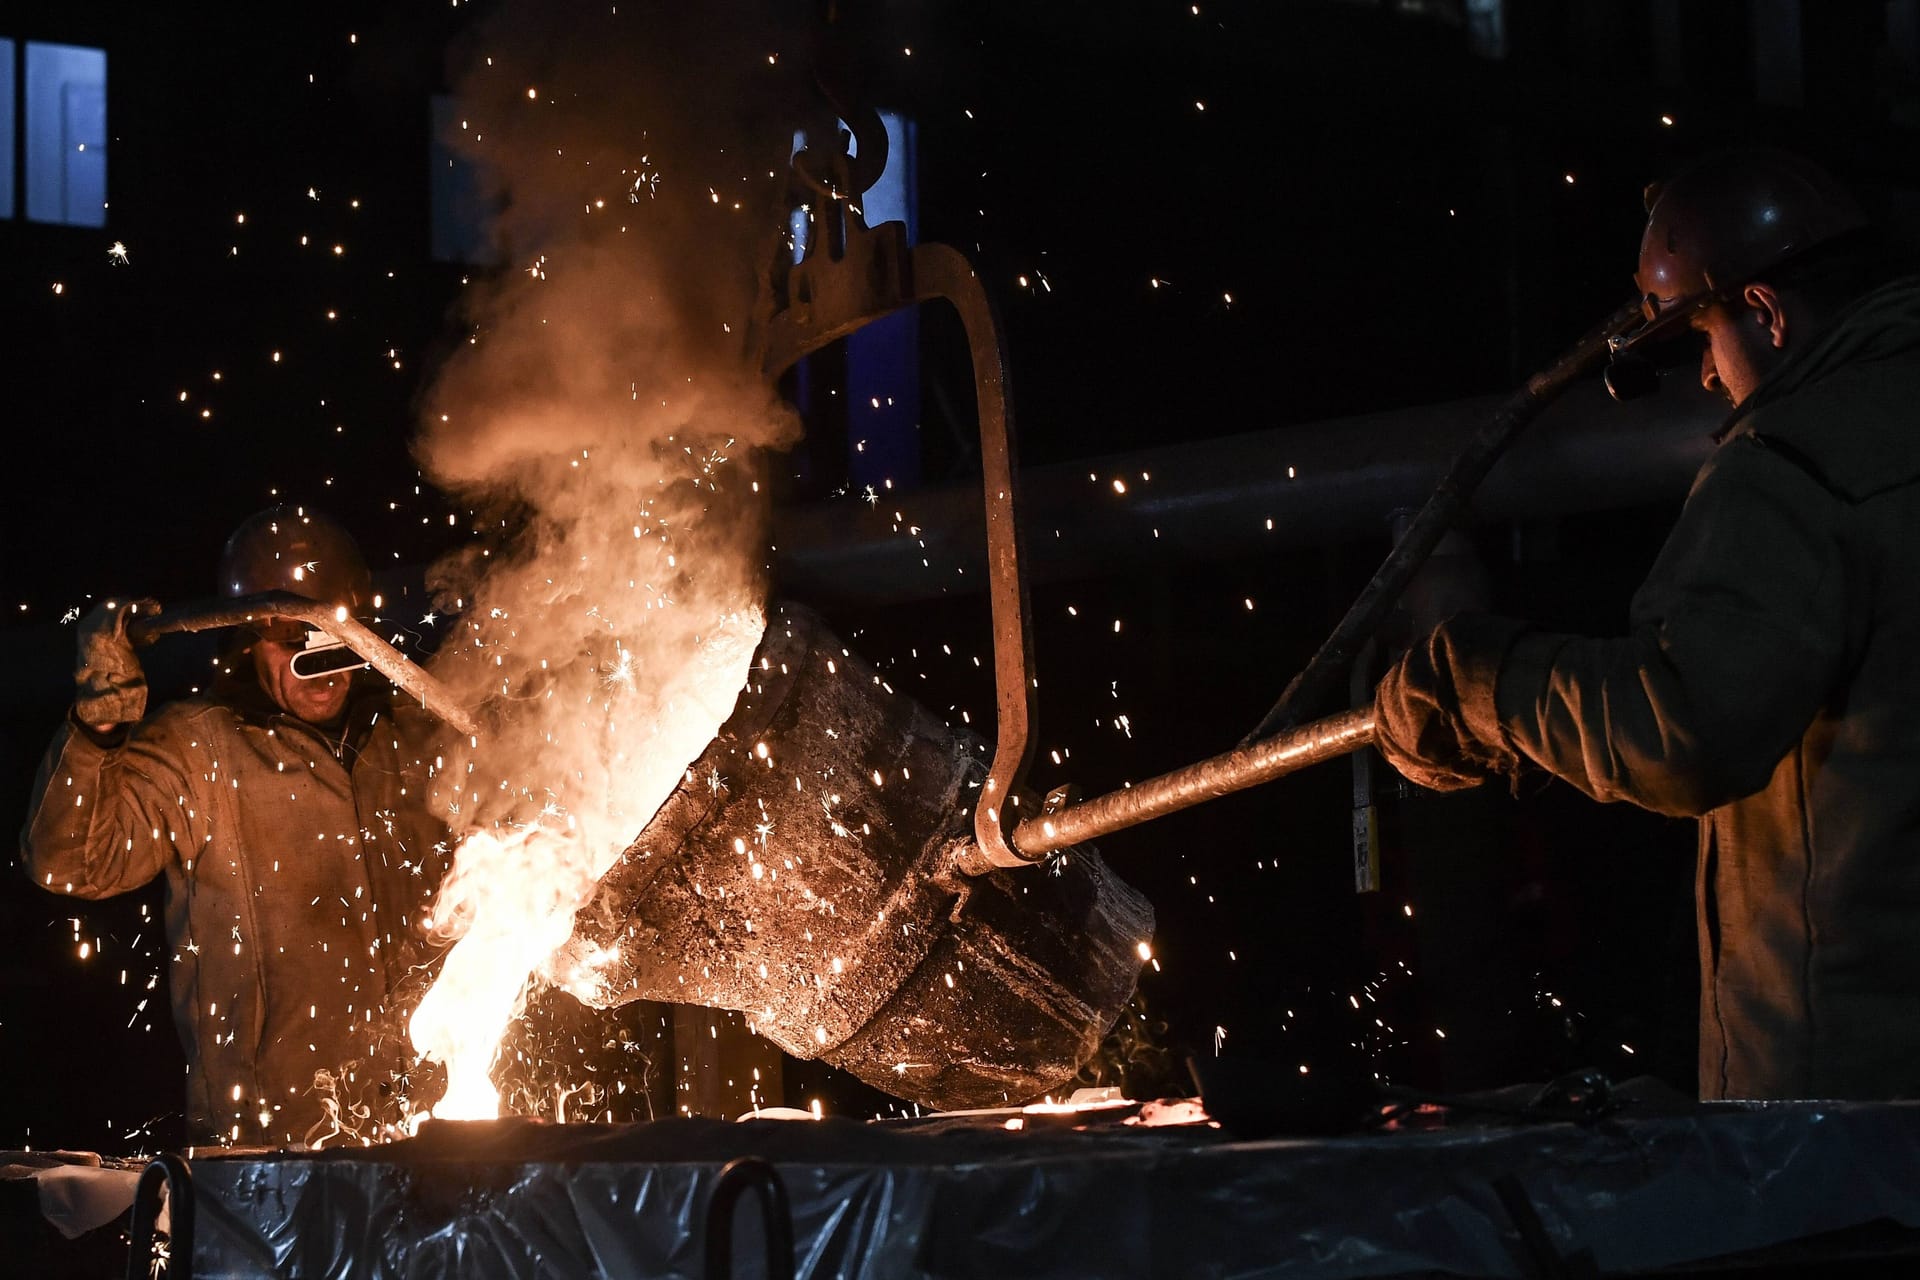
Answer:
[{"xmin": 406, "ymin": 0, "xmax": 806, "ymax": 1117}]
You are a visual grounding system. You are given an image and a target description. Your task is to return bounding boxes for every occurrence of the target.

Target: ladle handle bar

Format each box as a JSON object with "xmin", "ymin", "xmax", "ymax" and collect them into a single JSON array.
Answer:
[
  {"xmin": 125, "ymin": 592, "xmax": 480, "ymax": 737},
  {"xmin": 953, "ymin": 707, "xmax": 1376, "ymax": 873}
]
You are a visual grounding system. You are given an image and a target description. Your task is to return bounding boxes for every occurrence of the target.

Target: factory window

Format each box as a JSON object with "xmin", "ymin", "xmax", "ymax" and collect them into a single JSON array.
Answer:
[
  {"xmin": 843, "ymin": 111, "xmax": 920, "ymax": 489},
  {"xmin": 1466, "ymin": 0, "xmax": 1507, "ymax": 59},
  {"xmin": 429, "ymin": 93, "xmax": 497, "ymax": 264},
  {"xmin": 0, "ymin": 41, "xmax": 14, "ymax": 218},
  {"xmin": 20, "ymin": 41, "xmax": 108, "ymax": 226}
]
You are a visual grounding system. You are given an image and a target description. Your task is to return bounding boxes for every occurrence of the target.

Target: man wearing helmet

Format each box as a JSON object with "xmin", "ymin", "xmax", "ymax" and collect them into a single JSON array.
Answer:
[
  {"xmin": 1372, "ymin": 149, "xmax": 1920, "ymax": 1100},
  {"xmin": 21, "ymin": 507, "xmax": 449, "ymax": 1145}
]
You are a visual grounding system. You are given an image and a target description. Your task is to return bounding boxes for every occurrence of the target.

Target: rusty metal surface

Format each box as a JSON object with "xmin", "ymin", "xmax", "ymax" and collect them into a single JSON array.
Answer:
[
  {"xmin": 126, "ymin": 590, "xmax": 479, "ymax": 737},
  {"xmin": 556, "ymin": 602, "xmax": 1150, "ymax": 1110}
]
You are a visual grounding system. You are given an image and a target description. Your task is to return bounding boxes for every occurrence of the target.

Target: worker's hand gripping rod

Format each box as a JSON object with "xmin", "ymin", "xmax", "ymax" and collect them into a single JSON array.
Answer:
[
  {"xmin": 126, "ymin": 590, "xmax": 481, "ymax": 737},
  {"xmin": 952, "ymin": 298, "xmax": 1642, "ymax": 874},
  {"xmin": 1243, "ymin": 298, "xmax": 1645, "ymax": 743}
]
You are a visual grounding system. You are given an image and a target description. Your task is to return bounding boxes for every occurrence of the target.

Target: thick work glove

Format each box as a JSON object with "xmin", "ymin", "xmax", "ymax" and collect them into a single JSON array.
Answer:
[
  {"xmin": 73, "ymin": 599, "xmax": 156, "ymax": 730},
  {"xmin": 1372, "ymin": 614, "xmax": 1529, "ymax": 792}
]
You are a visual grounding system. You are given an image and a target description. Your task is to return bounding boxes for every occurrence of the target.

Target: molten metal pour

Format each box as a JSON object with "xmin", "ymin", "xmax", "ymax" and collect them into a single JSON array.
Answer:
[
  {"xmin": 554, "ymin": 602, "xmax": 1154, "ymax": 1111},
  {"xmin": 122, "ymin": 63, "xmax": 1643, "ymax": 1129}
]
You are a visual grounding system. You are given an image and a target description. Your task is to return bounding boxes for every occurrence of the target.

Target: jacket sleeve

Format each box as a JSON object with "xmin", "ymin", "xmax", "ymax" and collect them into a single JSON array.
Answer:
[
  {"xmin": 19, "ymin": 712, "xmax": 201, "ymax": 899},
  {"xmin": 1494, "ymin": 436, "xmax": 1848, "ymax": 817}
]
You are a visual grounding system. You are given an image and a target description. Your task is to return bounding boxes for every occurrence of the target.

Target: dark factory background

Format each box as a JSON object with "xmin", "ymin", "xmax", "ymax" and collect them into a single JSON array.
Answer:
[{"xmin": 3, "ymin": 0, "xmax": 1918, "ymax": 1150}]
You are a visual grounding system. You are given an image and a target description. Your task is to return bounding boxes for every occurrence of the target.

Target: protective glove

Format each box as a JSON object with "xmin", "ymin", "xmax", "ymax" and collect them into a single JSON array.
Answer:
[
  {"xmin": 73, "ymin": 599, "xmax": 156, "ymax": 730},
  {"xmin": 1372, "ymin": 614, "xmax": 1529, "ymax": 792}
]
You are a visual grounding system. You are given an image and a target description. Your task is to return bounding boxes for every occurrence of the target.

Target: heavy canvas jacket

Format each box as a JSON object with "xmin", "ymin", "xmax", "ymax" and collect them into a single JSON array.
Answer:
[
  {"xmin": 1491, "ymin": 277, "xmax": 1920, "ymax": 1098},
  {"xmin": 21, "ymin": 673, "xmax": 448, "ymax": 1143}
]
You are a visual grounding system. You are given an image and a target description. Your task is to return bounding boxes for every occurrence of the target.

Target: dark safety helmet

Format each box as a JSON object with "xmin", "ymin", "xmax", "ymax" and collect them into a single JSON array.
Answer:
[
  {"xmin": 1613, "ymin": 148, "xmax": 1867, "ymax": 355},
  {"xmin": 218, "ymin": 505, "xmax": 373, "ymax": 613}
]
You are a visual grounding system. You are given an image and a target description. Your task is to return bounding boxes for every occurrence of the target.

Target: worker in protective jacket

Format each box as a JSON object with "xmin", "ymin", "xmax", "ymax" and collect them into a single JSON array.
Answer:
[
  {"xmin": 1373, "ymin": 149, "xmax": 1920, "ymax": 1100},
  {"xmin": 20, "ymin": 507, "xmax": 449, "ymax": 1145}
]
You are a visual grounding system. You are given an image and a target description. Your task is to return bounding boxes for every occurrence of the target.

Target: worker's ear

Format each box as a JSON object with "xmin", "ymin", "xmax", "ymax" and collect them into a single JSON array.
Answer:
[{"xmin": 1742, "ymin": 282, "xmax": 1791, "ymax": 349}]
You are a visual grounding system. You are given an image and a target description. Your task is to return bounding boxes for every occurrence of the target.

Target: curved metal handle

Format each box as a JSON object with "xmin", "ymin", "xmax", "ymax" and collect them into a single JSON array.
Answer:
[
  {"xmin": 908, "ymin": 244, "xmax": 1039, "ymax": 869},
  {"xmin": 126, "ymin": 1153, "xmax": 194, "ymax": 1280},
  {"xmin": 703, "ymin": 1156, "xmax": 795, "ymax": 1280},
  {"xmin": 754, "ymin": 202, "xmax": 1041, "ymax": 870},
  {"xmin": 126, "ymin": 591, "xmax": 480, "ymax": 738}
]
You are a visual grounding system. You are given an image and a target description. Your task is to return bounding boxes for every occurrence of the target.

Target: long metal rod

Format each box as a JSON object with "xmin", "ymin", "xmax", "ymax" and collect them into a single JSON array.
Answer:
[
  {"xmin": 1242, "ymin": 298, "xmax": 1644, "ymax": 744},
  {"xmin": 953, "ymin": 708, "xmax": 1375, "ymax": 872},
  {"xmin": 127, "ymin": 591, "xmax": 480, "ymax": 737}
]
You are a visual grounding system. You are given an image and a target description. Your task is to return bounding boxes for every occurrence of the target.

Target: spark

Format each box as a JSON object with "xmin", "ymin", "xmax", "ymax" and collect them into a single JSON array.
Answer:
[
  {"xmin": 602, "ymin": 647, "xmax": 637, "ymax": 690},
  {"xmin": 106, "ymin": 241, "xmax": 130, "ymax": 266}
]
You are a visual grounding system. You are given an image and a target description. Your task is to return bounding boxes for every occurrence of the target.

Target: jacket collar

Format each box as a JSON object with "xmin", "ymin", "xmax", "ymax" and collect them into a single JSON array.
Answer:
[{"xmin": 1715, "ymin": 274, "xmax": 1920, "ymax": 442}]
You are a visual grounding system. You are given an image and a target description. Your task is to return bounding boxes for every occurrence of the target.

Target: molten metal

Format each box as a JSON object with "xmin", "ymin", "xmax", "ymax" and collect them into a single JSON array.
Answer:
[{"xmin": 555, "ymin": 603, "xmax": 1153, "ymax": 1109}]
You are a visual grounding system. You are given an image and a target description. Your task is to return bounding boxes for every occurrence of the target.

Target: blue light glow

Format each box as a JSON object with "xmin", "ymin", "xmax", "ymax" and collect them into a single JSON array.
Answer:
[{"xmin": 25, "ymin": 42, "xmax": 108, "ymax": 227}]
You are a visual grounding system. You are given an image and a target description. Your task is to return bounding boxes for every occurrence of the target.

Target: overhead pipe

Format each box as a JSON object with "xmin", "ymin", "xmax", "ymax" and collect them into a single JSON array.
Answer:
[{"xmin": 770, "ymin": 370, "xmax": 1721, "ymax": 605}]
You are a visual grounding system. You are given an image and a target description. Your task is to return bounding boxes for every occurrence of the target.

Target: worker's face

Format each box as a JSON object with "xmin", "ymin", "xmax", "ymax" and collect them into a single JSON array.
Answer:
[
  {"xmin": 252, "ymin": 621, "xmax": 352, "ymax": 725},
  {"xmin": 1690, "ymin": 292, "xmax": 1787, "ymax": 408}
]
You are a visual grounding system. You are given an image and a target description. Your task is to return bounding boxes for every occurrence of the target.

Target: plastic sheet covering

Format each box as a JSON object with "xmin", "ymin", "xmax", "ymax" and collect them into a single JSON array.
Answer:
[
  {"xmin": 2, "ymin": 1152, "xmax": 145, "ymax": 1240},
  {"xmin": 189, "ymin": 1093, "xmax": 1920, "ymax": 1279}
]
